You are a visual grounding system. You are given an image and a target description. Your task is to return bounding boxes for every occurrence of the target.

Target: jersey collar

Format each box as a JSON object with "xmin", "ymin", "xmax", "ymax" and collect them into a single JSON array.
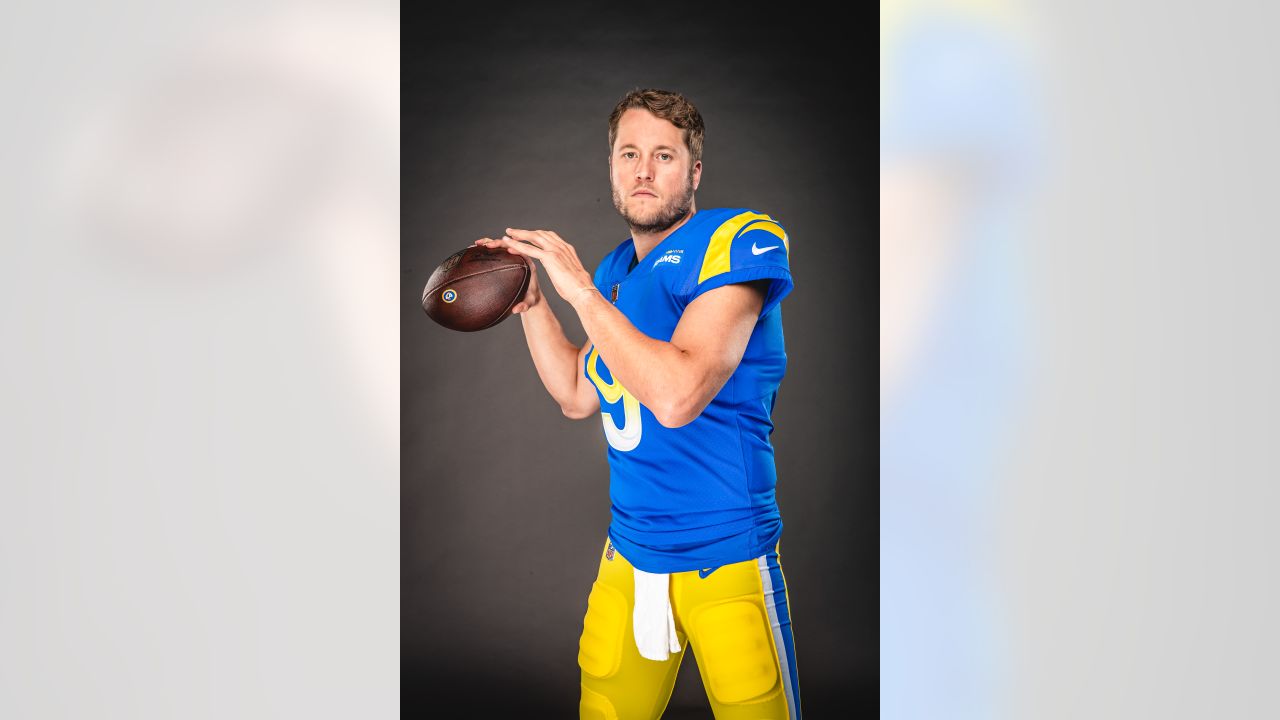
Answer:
[{"xmin": 621, "ymin": 209, "xmax": 715, "ymax": 281}]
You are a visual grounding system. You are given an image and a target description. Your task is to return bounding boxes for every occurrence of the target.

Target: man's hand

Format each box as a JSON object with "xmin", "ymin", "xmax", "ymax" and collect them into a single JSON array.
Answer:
[
  {"xmin": 472, "ymin": 237, "xmax": 542, "ymax": 313},
  {"xmin": 477, "ymin": 228, "xmax": 596, "ymax": 309}
]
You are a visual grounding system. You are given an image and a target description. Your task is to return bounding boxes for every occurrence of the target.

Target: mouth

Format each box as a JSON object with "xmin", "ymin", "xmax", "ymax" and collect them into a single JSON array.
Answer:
[{"xmin": 632, "ymin": 190, "xmax": 656, "ymax": 198}]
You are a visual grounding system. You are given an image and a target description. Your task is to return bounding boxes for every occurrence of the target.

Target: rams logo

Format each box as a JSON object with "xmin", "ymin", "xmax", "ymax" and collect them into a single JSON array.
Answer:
[
  {"xmin": 441, "ymin": 288, "xmax": 458, "ymax": 303},
  {"xmin": 652, "ymin": 249, "xmax": 683, "ymax": 268}
]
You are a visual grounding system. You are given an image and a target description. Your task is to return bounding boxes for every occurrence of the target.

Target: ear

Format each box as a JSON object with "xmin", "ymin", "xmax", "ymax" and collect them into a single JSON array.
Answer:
[{"xmin": 692, "ymin": 160, "xmax": 702, "ymax": 191}]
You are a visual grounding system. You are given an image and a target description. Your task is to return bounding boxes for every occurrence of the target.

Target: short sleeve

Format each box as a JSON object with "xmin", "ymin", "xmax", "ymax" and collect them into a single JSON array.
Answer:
[{"xmin": 681, "ymin": 216, "xmax": 794, "ymax": 319}]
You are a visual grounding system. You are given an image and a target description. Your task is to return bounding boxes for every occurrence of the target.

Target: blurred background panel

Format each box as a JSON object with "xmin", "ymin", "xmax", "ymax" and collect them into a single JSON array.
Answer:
[
  {"xmin": 885, "ymin": 0, "xmax": 1280, "ymax": 718},
  {"xmin": 0, "ymin": 2, "xmax": 399, "ymax": 718},
  {"xmin": 1004, "ymin": 2, "xmax": 1280, "ymax": 718},
  {"xmin": 881, "ymin": 1, "xmax": 1038, "ymax": 717}
]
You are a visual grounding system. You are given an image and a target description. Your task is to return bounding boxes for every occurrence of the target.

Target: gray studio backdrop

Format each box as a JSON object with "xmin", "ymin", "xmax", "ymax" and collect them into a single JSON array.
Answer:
[{"xmin": 403, "ymin": 7, "xmax": 875, "ymax": 717}]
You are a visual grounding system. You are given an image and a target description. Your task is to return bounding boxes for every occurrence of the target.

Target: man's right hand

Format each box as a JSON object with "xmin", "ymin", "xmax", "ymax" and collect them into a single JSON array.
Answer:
[{"xmin": 473, "ymin": 238, "xmax": 542, "ymax": 313}]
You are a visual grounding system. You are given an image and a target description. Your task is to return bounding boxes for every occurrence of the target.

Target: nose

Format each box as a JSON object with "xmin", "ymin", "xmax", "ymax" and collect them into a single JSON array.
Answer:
[{"xmin": 634, "ymin": 156, "xmax": 654, "ymax": 182}]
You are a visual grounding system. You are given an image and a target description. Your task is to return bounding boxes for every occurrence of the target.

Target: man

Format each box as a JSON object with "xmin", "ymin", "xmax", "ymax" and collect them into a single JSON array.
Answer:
[{"xmin": 474, "ymin": 88, "xmax": 801, "ymax": 720}]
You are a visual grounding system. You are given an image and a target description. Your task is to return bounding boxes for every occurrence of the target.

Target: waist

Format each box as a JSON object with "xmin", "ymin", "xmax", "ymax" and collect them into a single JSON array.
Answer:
[{"xmin": 607, "ymin": 509, "xmax": 782, "ymax": 573}]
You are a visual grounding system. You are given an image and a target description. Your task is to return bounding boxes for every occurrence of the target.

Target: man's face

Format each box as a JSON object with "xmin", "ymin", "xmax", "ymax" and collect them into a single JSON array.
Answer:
[{"xmin": 609, "ymin": 108, "xmax": 701, "ymax": 234}]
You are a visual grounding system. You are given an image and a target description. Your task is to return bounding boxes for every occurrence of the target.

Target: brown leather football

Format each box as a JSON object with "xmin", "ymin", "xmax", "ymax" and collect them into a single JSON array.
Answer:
[{"xmin": 421, "ymin": 245, "xmax": 531, "ymax": 332}]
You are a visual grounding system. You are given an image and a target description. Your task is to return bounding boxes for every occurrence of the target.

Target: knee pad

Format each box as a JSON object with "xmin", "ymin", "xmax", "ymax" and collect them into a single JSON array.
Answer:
[
  {"xmin": 579, "ymin": 581, "xmax": 628, "ymax": 679},
  {"xmin": 691, "ymin": 599, "xmax": 780, "ymax": 705},
  {"xmin": 579, "ymin": 685, "xmax": 619, "ymax": 720}
]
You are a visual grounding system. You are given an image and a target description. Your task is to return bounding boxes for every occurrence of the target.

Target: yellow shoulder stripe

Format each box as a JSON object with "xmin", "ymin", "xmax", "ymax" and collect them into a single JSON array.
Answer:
[{"xmin": 697, "ymin": 212, "xmax": 790, "ymax": 285}]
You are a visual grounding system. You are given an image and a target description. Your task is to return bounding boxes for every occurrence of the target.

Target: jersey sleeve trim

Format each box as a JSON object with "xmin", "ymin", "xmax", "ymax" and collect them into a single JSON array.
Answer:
[{"xmin": 686, "ymin": 264, "xmax": 794, "ymax": 320}]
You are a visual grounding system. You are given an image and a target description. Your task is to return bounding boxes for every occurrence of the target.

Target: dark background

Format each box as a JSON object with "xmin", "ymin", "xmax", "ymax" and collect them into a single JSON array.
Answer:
[{"xmin": 403, "ymin": 3, "xmax": 876, "ymax": 716}]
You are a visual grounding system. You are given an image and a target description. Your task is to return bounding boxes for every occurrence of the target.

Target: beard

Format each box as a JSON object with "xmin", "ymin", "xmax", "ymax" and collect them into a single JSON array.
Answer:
[{"xmin": 611, "ymin": 172, "xmax": 696, "ymax": 235}]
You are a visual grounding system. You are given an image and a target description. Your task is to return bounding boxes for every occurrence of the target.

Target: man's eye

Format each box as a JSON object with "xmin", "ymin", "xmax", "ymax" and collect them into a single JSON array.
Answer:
[
  {"xmin": 659, "ymin": 153, "xmax": 671, "ymax": 161},
  {"xmin": 623, "ymin": 152, "xmax": 636, "ymax": 159}
]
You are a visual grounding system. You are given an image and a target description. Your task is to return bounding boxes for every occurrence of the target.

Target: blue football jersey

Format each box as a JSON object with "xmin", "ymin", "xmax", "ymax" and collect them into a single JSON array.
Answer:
[{"xmin": 583, "ymin": 207, "xmax": 794, "ymax": 573}]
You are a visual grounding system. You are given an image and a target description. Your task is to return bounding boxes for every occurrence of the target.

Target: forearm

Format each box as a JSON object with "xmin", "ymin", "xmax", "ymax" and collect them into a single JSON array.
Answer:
[
  {"xmin": 571, "ymin": 289, "xmax": 693, "ymax": 423},
  {"xmin": 518, "ymin": 300, "xmax": 584, "ymax": 410}
]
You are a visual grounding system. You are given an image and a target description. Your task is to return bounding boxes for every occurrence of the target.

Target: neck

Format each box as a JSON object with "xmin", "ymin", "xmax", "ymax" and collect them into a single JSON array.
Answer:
[{"xmin": 631, "ymin": 202, "xmax": 698, "ymax": 263}]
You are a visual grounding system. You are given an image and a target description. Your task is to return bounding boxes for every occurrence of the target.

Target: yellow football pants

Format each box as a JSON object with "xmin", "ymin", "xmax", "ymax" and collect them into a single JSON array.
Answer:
[{"xmin": 578, "ymin": 537, "xmax": 802, "ymax": 719}]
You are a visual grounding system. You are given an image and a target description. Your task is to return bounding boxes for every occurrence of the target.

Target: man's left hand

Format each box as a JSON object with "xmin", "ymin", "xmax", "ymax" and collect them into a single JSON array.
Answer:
[{"xmin": 478, "ymin": 228, "xmax": 596, "ymax": 308}]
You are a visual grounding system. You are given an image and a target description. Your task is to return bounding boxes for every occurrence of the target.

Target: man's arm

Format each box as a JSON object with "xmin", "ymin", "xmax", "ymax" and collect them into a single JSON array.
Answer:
[
  {"xmin": 479, "ymin": 230, "xmax": 767, "ymax": 428},
  {"xmin": 572, "ymin": 278, "xmax": 767, "ymax": 428},
  {"xmin": 516, "ymin": 300, "xmax": 600, "ymax": 418}
]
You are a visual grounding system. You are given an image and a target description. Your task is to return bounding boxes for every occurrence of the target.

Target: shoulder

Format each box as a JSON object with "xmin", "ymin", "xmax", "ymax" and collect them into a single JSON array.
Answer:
[
  {"xmin": 701, "ymin": 208, "xmax": 789, "ymax": 237},
  {"xmin": 688, "ymin": 208, "xmax": 791, "ymax": 285},
  {"xmin": 687, "ymin": 208, "xmax": 789, "ymax": 252}
]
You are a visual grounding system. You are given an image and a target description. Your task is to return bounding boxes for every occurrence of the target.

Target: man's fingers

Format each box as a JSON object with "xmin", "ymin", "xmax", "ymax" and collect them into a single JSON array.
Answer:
[
  {"xmin": 497, "ymin": 237, "xmax": 545, "ymax": 259},
  {"xmin": 506, "ymin": 228, "xmax": 563, "ymax": 249},
  {"xmin": 503, "ymin": 231, "xmax": 547, "ymax": 251},
  {"xmin": 503, "ymin": 228, "xmax": 538, "ymax": 248}
]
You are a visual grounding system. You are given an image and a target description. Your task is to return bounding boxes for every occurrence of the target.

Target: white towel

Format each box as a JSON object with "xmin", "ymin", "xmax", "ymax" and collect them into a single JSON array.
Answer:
[{"xmin": 632, "ymin": 567, "xmax": 681, "ymax": 661}]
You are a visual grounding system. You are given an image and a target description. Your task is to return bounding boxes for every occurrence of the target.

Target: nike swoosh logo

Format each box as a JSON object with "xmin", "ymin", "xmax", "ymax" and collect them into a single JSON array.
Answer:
[
  {"xmin": 698, "ymin": 567, "xmax": 719, "ymax": 579},
  {"xmin": 751, "ymin": 242, "xmax": 779, "ymax": 255}
]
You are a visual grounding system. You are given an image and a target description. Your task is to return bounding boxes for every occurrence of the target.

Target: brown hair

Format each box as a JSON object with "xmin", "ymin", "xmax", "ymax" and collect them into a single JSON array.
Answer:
[{"xmin": 607, "ymin": 88, "xmax": 705, "ymax": 163}]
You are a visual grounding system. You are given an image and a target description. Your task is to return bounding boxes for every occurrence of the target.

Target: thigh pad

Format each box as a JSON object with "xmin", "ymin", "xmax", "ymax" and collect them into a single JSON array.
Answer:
[{"xmin": 691, "ymin": 598, "xmax": 781, "ymax": 705}]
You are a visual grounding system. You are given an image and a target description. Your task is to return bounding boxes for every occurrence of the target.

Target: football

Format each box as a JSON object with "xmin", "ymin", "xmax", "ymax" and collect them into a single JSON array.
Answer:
[{"xmin": 421, "ymin": 245, "xmax": 531, "ymax": 332}]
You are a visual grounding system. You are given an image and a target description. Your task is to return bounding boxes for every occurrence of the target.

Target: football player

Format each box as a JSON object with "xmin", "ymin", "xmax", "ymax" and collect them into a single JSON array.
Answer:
[{"xmin": 476, "ymin": 88, "xmax": 800, "ymax": 719}]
